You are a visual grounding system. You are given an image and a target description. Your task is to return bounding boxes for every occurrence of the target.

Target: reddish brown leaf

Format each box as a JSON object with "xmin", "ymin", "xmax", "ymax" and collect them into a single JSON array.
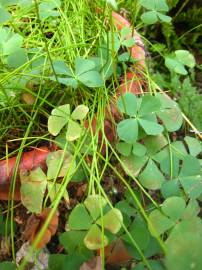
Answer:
[
  {"xmin": 40, "ymin": 208, "xmax": 58, "ymax": 236},
  {"xmin": 118, "ymin": 72, "xmax": 143, "ymax": 96},
  {"xmin": 112, "ymin": 11, "xmax": 130, "ymax": 30},
  {"xmin": 96, "ymin": 10, "xmax": 145, "ymax": 67},
  {"xmin": 105, "ymin": 99, "xmax": 121, "ymax": 122},
  {"xmin": 23, "ymin": 215, "xmax": 41, "ymax": 240},
  {"xmin": 34, "ymin": 229, "xmax": 52, "ymax": 250},
  {"xmin": 84, "ymin": 117, "xmax": 115, "ymax": 154},
  {"xmin": 0, "ymin": 182, "xmax": 21, "ymax": 201},
  {"xmin": 112, "ymin": 11, "xmax": 145, "ymax": 67},
  {"xmin": 76, "ymin": 183, "xmax": 87, "ymax": 198},
  {"xmin": 84, "ymin": 11, "xmax": 146, "ymax": 154},
  {"xmin": 80, "ymin": 256, "xmax": 102, "ymax": 270},
  {"xmin": 0, "ymin": 147, "xmax": 50, "ymax": 185},
  {"xmin": 21, "ymin": 92, "xmax": 36, "ymax": 105},
  {"xmin": 23, "ymin": 208, "xmax": 58, "ymax": 249},
  {"xmin": 104, "ymin": 239, "xmax": 132, "ymax": 265}
]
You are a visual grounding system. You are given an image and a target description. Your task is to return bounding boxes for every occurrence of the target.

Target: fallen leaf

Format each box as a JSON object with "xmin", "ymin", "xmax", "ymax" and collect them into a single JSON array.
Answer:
[
  {"xmin": 21, "ymin": 92, "xmax": 36, "ymax": 105},
  {"xmin": 20, "ymin": 168, "xmax": 47, "ymax": 213},
  {"xmin": 105, "ymin": 99, "xmax": 122, "ymax": 122},
  {"xmin": 80, "ymin": 256, "xmax": 102, "ymax": 270},
  {"xmin": 104, "ymin": 239, "xmax": 132, "ymax": 265},
  {"xmin": 0, "ymin": 147, "xmax": 50, "ymax": 184},
  {"xmin": 40, "ymin": 208, "xmax": 58, "ymax": 236},
  {"xmin": 76, "ymin": 183, "xmax": 87, "ymax": 198},
  {"xmin": 118, "ymin": 72, "xmax": 143, "ymax": 96},
  {"xmin": 46, "ymin": 150, "xmax": 75, "ymax": 180},
  {"xmin": 0, "ymin": 182, "xmax": 21, "ymax": 201},
  {"xmin": 84, "ymin": 117, "xmax": 115, "ymax": 154},
  {"xmin": 112, "ymin": 11, "xmax": 145, "ymax": 67},
  {"xmin": 23, "ymin": 208, "xmax": 58, "ymax": 249}
]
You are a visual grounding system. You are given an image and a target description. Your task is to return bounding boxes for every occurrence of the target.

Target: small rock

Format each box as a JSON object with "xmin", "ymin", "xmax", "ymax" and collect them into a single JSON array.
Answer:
[{"xmin": 16, "ymin": 242, "xmax": 49, "ymax": 270}]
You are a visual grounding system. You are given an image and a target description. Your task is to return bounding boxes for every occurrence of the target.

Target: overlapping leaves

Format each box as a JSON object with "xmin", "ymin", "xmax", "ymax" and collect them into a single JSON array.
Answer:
[
  {"xmin": 60, "ymin": 195, "xmax": 123, "ymax": 251},
  {"xmin": 50, "ymin": 58, "xmax": 104, "ymax": 88},
  {"xmin": 153, "ymin": 139, "xmax": 202, "ymax": 199},
  {"xmin": 117, "ymin": 92, "xmax": 182, "ymax": 145},
  {"xmin": 0, "ymin": 27, "xmax": 23, "ymax": 56},
  {"xmin": 0, "ymin": 0, "xmax": 19, "ymax": 24},
  {"xmin": 148, "ymin": 197, "xmax": 202, "ymax": 269},
  {"xmin": 117, "ymin": 93, "xmax": 163, "ymax": 143},
  {"xmin": 52, "ymin": 26, "xmax": 137, "ymax": 91},
  {"xmin": 119, "ymin": 131, "xmax": 201, "ymax": 193},
  {"xmin": 20, "ymin": 150, "xmax": 76, "ymax": 213},
  {"xmin": 116, "ymin": 92, "xmax": 185, "ymax": 191},
  {"xmin": 39, "ymin": 0, "xmax": 61, "ymax": 20},
  {"xmin": 0, "ymin": 26, "xmax": 29, "ymax": 70},
  {"xmin": 165, "ymin": 50, "xmax": 196, "ymax": 75},
  {"xmin": 115, "ymin": 200, "xmax": 162, "ymax": 262}
]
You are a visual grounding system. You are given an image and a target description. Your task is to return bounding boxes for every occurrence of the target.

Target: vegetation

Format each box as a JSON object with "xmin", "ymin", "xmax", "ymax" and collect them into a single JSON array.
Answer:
[{"xmin": 0, "ymin": 0, "xmax": 201, "ymax": 269}]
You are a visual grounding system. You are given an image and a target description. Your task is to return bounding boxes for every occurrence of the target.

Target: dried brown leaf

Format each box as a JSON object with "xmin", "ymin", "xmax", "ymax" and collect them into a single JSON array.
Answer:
[
  {"xmin": 23, "ymin": 208, "xmax": 58, "ymax": 249},
  {"xmin": 0, "ymin": 182, "xmax": 21, "ymax": 201},
  {"xmin": 80, "ymin": 256, "xmax": 102, "ymax": 270},
  {"xmin": 104, "ymin": 239, "xmax": 132, "ymax": 265}
]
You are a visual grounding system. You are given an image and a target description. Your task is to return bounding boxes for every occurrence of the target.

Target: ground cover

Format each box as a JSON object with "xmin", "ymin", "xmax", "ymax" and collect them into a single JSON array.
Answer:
[{"xmin": 0, "ymin": 1, "xmax": 202, "ymax": 269}]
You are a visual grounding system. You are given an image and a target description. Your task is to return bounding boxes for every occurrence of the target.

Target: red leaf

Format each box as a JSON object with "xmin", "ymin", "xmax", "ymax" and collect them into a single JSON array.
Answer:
[
  {"xmin": 112, "ymin": 11, "xmax": 145, "ymax": 67},
  {"xmin": 23, "ymin": 208, "xmax": 58, "ymax": 249},
  {"xmin": 0, "ymin": 182, "xmax": 21, "ymax": 201},
  {"xmin": 84, "ymin": 12, "xmax": 146, "ymax": 153},
  {"xmin": 85, "ymin": 117, "xmax": 115, "ymax": 154},
  {"xmin": 80, "ymin": 256, "xmax": 102, "ymax": 270},
  {"xmin": 118, "ymin": 72, "xmax": 143, "ymax": 96},
  {"xmin": 112, "ymin": 11, "xmax": 131, "ymax": 30},
  {"xmin": 0, "ymin": 147, "xmax": 50, "ymax": 185},
  {"xmin": 104, "ymin": 239, "xmax": 132, "ymax": 265}
]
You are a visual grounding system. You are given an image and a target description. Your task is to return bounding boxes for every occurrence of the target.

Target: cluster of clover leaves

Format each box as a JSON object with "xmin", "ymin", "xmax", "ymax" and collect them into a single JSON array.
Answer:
[
  {"xmin": 44, "ymin": 92, "xmax": 202, "ymax": 270},
  {"xmin": 20, "ymin": 150, "xmax": 76, "ymax": 214},
  {"xmin": 39, "ymin": 195, "xmax": 123, "ymax": 269},
  {"xmin": 48, "ymin": 25, "xmax": 137, "ymax": 90},
  {"xmin": 19, "ymin": 104, "xmax": 89, "ymax": 214},
  {"xmin": 115, "ymin": 91, "xmax": 202, "ymax": 270},
  {"xmin": 60, "ymin": 195, "xmax": 122, "ymax": 251},
  {"xmin": 116, "ymin": 92, "xmax": 202, "ymax": 198}
]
